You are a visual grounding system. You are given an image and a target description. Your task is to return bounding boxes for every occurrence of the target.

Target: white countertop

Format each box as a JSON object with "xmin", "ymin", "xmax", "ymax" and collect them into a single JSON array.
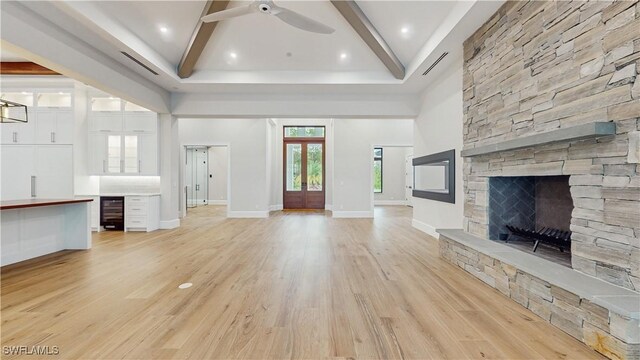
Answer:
[{"xmin": 76, "ymin": 193, "xmax": 161, "ymax": 197}]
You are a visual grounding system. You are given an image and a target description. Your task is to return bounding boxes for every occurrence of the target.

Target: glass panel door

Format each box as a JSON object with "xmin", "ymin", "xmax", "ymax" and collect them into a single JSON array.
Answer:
[
  {"xmin": 185, "ymin": 146, "xmax": 209, "ymax": 210},
  {"xmin": 283, "ymin": 141, "xmax": 325, "ymax": 209},
  {"xmin": 286, "ymin": 143, "xmax": 302, "ymax": 191},
  {"xmin": 123, "ymin": 135, "xmax": 138, "ymax": 173},
  {"xmin": 307, "ymin": 143, "xmax": 323, "ymax": 191},
  {"xmin": 107, "ymin": 135, "xmax": 122, "ymax": 173}
]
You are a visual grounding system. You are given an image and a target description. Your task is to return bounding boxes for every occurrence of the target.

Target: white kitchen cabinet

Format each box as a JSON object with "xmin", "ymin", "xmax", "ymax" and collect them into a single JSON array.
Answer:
[
  {"xmin": 88, "ymin": 132, "xmax": 108, "ymax": 175},
  {"xmin": 34, "ymin": 145, "xmax": 73, "ymax": 199},
  {"xmin": 36, "ymin": 92, "xmax": 72, "ymax": 108},
  {"xmin": 89, "ymin": 112, "xmax": 123, "ymax": 133},
  {"xmin": 35, "ymin": 110, "xmax": 74, "ymax": 144},
  {"xmin": 125, "ymin": 195, "xmax": 160, "ymax": 232},
  {"xmin": 138, "ymin": 133, "xmax": 158, "ymax": 175},
  {"xmin": 0, "ymin": 145, "xmax": 73, "ymax": 201},
  {"xmin": 123, "ymin": 113, "xmax": 157, "ymax": 133},
  {"xmin": 1, "ymin": 145, "xmax": 36, "ymax": 200},
  {"xmin": 1, "ymin": 109, "xmax": 36, "ymax": 144},
  {"xmin": 88, "ymin": 132, "xmax": 158, "ymax": 175}
]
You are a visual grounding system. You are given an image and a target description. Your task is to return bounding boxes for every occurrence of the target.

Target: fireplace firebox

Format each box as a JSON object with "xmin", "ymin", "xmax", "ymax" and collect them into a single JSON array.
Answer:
[{"xmin": 488, "ymin": 176, "xmax": 574, "ymax": 265}]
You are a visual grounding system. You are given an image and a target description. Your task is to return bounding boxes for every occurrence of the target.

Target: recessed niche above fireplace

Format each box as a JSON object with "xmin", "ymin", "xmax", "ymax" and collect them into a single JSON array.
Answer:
[{"xmin": 488, "ymin": 175, "xmax": 573, "ymax": 267}]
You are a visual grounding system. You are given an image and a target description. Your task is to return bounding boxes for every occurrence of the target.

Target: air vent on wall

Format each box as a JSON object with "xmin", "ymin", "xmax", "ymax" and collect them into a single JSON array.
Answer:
[
  {"xmin": 121, "ymin": 51, "xmax": 159, "ymax": 75},
  {"xmin": 422, "ymin": 52, "xmax": 449, "ymax": 76}
]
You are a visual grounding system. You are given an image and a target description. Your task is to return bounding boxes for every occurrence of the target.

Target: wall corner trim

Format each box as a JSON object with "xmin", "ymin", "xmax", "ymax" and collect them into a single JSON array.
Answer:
[
  {"xmin": 412, "ymin": 218, "xmax": 440, "ymax": 239},
  {"xmin": 160, "ymin": 219, "xmax": 180, "ymax": 229}
]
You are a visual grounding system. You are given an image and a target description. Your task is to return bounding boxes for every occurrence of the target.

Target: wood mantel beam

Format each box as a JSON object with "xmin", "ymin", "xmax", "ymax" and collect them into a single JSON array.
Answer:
[
  {"xmin": 330, "ymin": 0, "xmax": 405, "ymax": 80},
  {"xmin": 177, "ymin": 0, "xmax": 230, "ymax": 79},
  {"xmin": 1, "ymin": 62, "xmax": 59, "ymax": 75}
]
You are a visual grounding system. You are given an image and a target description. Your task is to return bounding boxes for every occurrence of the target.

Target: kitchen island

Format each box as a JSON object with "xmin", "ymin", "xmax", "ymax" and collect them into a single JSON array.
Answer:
[{"xmin": 1, "ymin": 198, "xmax": 93, "ymax": 266}]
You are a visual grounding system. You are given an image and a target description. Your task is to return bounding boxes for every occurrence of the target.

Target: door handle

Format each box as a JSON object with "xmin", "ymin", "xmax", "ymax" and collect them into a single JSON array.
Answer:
[
  {"xmin": 31, "ymin": 176, "xmax": 36, "ymax": 197},
  {"xmin": 138, "ymin": 160, "xmax": 141, "ymax": 173},
  {"xmin": 12, "ymin": 132, "xmax": 17, "ymax": 143},
  {"xmin": 50, "ymin": 132, "xmax": 55, "ymax": 143},
  {"xmin": 103, "ymin": 160, "xmax": 107, "ymax": 173},
  {"xmin": 120, "ymin": 160, "xmax": 124, "ymax": 173}
]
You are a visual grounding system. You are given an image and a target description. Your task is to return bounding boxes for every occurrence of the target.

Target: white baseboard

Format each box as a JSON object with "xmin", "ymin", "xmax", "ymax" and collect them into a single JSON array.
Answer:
[
  {"xmin": 374, "ymin": 200, "xmax": 409, "ymax": 206},
  {"xmin": 227, "ymin": 211, "xmax": 269, "ymax": 218},
  {"xmin": 412, "ymin": 218, "xmax": 439, "ymax": 239},
  {"xmin": 332, "ymin": 210, "xmax": 374, "ymax": 218},
  {"xmin": 208, "ymin": 200, "xmax": 228, "ymax": 205},
  {"xmin": 325, "ymin": 204, "xmax": 333, "ymax": 210},
  {"xmin": 269, "ymin": 204, "xmax": 283, "ymax": 211},
  {"xmin": 160, "ymin": 219, "xmax": 180, "ymax": 229}
]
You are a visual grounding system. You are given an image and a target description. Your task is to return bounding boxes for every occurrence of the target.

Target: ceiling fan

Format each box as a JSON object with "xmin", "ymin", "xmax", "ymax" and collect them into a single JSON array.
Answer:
[{"xmin": 201, "ymin": 0, "xmax": 335, "ymax": 34}]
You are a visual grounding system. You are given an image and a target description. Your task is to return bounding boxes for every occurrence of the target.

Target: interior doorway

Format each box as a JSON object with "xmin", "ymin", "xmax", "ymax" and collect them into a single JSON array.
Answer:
[
  {"xmin": 185, "ymin": 146, "xmax": 208, "ymax": 208},
  {"xmin": 283, "ymin": 126, "xmax": 325, "ymax": 209}
]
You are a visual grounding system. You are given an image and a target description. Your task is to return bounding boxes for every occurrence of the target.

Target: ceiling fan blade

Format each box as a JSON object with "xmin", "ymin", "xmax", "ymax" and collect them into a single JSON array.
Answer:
[
  {"xmin": 201, "ymin": 5, "xmax": 255, "ymax": 23},
  {"xmin": 272, "ymin": 7, "xmax": 335, "ymax": 34}
]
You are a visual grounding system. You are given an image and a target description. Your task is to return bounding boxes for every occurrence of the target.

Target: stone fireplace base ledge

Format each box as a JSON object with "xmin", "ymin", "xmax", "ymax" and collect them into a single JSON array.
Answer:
[{"xmin": 437, "ymin": 229, "xmax": 639, "ymax": 360}]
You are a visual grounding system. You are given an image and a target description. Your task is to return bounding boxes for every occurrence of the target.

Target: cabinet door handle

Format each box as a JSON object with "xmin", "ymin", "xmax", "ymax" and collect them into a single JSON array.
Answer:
[
  {"xmin": 31, "ymin": 176, "xmax": 36, "ymax": 198},
  {"xmin": 13, "ymin": 132, "xmax": 17, "ymax": 143},
  {"xmin": 138, "ymin": 160, "xmax": 141, "ymax": 173},
  {"xmin": 53, "ymin": 132, "xmax": 56, "ymax": 143},
  {"xmin": 50, "ymin": 132, "xmax": 54, "ymax": 143},
  {"xmin": 103, "ymin": 160, "xmax": 106, "ymax": 173},
  {"xmin": 120, "ymin": 160, "xmax": 124, "ymax": 173}
]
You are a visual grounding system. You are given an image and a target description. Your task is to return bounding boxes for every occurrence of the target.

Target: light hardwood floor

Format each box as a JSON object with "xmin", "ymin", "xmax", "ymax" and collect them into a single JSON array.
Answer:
[{"xmin": 1, "ymin": 206, "xmax": 603, "ymax": 359}]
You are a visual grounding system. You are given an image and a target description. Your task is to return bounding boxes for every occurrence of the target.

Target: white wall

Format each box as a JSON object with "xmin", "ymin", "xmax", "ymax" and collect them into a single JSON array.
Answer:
[
  {"xmin": 207, "ymin": 146, "xmax": 228, "ymax": 203},
  {"xmin": 374, "ymin": 146, "xmax": 412, "ymax": 204},
  {"xmin": 333, "ymin": 119, "xmax": 413, "ymax": 217},
  {"xmin": 412, "ymin": 54, "xmax": 465, "ymax": 238},
  {"xmin": 179, "ymin": 118, "xmax": 268, "ymax": 217}
]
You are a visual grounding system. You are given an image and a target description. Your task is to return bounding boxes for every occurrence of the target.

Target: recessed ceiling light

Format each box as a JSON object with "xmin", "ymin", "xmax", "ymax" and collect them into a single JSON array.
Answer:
[
  {"xmin": 229, "ymin": 52, "xmax": 237, "ymax": 59},
  {"xmin": 339, "ymin": 52, "xmax": 348, "ymax": 60},
  {"xmin": 109, "ymin": 97, "xmax": 115, "ymax": 100},
  {"xmin": 58, "ymin": 92, "xmax": 64, "ymax": 95},
  {"xmin": 21, "ymin": 91, "xmax": 29, "ymax": 95},
  {"xmin": 160, "ymin": 26, "xmax": 168, "ymax": 33},
  {"xmin": 401, "ymin": 26, "xmax": 409, "ymax": 34}
]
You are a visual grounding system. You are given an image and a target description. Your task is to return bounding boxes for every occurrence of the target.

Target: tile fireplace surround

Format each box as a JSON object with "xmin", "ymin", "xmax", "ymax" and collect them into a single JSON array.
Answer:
[{"xmin": 438, "ymin": 1, "xmax": 640, "ymax": 359}]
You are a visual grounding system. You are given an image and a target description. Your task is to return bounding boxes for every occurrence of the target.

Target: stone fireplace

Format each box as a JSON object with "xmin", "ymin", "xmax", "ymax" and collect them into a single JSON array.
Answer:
[{"xmin": 437, "ymin": 1, "xmax": 639, "ymax": 358}]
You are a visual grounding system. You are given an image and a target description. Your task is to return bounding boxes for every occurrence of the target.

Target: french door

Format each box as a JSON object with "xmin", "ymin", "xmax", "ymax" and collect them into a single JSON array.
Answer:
[{"xmin": 283, "ymin": 140, "xmax": 325, "ymax": 209}]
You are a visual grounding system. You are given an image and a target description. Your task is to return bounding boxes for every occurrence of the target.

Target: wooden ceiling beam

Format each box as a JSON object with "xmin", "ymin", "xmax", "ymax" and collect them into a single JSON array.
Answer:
[
  {"xmin": 1, "ymin": 62, "xmax": 59, "ymax": 75},
  {"xmin": 330, "ymin": 0, "xmax": 405, "ymax": 80},
  {"xmin": 178, "ymin": 0, "xmax": 230, "ymax": 79}
]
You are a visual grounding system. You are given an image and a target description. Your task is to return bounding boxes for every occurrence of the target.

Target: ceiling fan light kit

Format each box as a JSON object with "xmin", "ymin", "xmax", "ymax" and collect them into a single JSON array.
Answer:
[{"xmin": 201, "ymin": 0, "xmax": 335, "ymax": 34}]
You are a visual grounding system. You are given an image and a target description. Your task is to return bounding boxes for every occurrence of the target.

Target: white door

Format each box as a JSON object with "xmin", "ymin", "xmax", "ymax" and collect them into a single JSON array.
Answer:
[
  {"xmin": 405, "ymin": 154, "xmax": 413, "ymax": 207},
  {"xmin": 35, "ymin": 111, "xmax": 57, "ymax": 144},
  {"xmin": 0, "ymin": 145, "xmax": 36, "ymax": 200},
  {"xmin": 35, "ymin": 145, "xmax": 73, "ymax": 198}
]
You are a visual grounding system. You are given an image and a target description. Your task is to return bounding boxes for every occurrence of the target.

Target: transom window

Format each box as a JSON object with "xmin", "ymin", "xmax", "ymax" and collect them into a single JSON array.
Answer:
[
  {"xmin": 284, "ymin": 126, "xmax": 325, "ymax": 138},
  {"xmin": 374, "ymin": 147, "xmax": 383, "ymax": 193}
]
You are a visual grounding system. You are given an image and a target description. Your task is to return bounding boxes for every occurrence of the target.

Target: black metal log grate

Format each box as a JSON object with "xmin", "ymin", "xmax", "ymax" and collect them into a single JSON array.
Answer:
[{"xmin": 505, "ymin": 225, "xmax": 571, "ymax": 253}]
